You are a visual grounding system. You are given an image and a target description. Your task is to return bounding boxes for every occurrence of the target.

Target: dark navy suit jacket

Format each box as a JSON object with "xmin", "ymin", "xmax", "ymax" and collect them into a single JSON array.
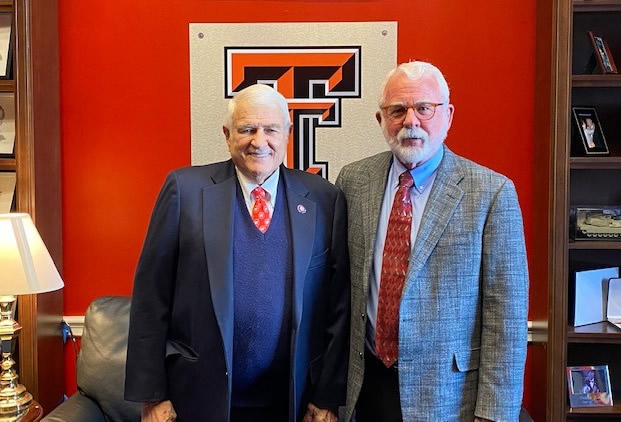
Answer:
[{"xmin": 125, "ymin": 160, "xmax": 350, "ymax": 421}]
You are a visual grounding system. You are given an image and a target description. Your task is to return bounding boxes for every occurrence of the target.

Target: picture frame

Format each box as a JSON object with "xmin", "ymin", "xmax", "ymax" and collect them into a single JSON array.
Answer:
[
  {"xmin": 0, "ymin": 13, "xmax": 12, "ymax": 79},
  {"xmin": 567, "ymin": 365, "xmax": 613, "ymax": 407},
  {"xmin": 570, "ymin": 206, "xmax": 621, "ymax": 240},
  {"xmin": 572, "ymin": 107, "xmax": 609, "ymax": 156},
  {"xmin": 0, "ymin": 93, "xmax": 15, "ymax": 156},
  {"xmin": 0, "ymin": 171, "xmax": 16, "ymax": 213},
  {"xmin": 588, "ymin": 31, "xmax": 618, "ymax": 74}
]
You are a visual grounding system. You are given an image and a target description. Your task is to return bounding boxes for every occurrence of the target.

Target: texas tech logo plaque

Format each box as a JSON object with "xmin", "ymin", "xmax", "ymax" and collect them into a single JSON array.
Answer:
[{"xmin": 225, "ymin": 47, "xmax": 361, "ymax": 180}]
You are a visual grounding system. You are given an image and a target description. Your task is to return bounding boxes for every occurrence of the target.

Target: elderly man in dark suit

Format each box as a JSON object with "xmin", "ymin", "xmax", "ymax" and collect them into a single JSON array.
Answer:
[
  {"xmin": 337, "ymin": 61, "xmax": 528, "ymax": 421},
  {"xmin": 125, "ymin": 84, "xmax": 349, "ymax": 422}
]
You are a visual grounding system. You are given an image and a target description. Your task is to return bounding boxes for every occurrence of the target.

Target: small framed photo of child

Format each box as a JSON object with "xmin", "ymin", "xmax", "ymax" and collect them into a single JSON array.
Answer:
[
  {"xmin": 566, "ymin": 365, "xmax": 613, "ymax": 407},
  {"xmin": 572, "ymin": 107, "xmax": 609, "ymax": 156}
]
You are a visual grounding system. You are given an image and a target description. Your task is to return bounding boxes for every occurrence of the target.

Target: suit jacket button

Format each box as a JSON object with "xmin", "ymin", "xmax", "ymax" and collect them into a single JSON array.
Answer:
[
  {"xmin": 359, "ymin": 352, "xmax": 363, "ymax": 359},
  {"xmin": 361, "ymin": 313, "xmax": 366, "ymax": 320},
  {"xmin": 225, "ymin": 371, "xmax": 228, "ymax": 376}
]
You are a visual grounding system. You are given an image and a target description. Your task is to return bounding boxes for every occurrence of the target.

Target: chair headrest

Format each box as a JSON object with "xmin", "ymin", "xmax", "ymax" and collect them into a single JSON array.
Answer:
[{"xmin": 77, "ymin": 296, "xmax": 141, "ymax": 422}]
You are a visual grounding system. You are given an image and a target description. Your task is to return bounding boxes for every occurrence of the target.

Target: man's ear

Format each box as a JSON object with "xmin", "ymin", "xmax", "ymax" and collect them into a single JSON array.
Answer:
[
  {"xmin": 376, "ymin": 111, "xmax": 382, "ymax": 125},
  {"xmin": 223, "ymin": 126, "xmax": 230, "ymax": 144},
  {"xmin": 446, "ymin": 104, "xmax": 455, "ymax": 131}
]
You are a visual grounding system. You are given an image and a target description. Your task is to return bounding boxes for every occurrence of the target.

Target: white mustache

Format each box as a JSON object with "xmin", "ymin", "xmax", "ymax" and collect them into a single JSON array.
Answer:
[{"xmin": 397, "ymin": 127, "xmax": 429, "ymax": 143}]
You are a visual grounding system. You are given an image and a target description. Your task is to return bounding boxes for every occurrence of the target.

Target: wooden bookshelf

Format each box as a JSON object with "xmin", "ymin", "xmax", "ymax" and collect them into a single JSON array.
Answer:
[
  {"xmin": 567, "ymin": 322, "xmax": 621, "ymax": 343},
  {"xmin": 570, "ymin": 157, "xmax": 621, "ymax": 169},
  {"xmin": 547, "ymin": 0, "xmax": 621, "ymax": 419},
  {"xmin": 572, "ymin": 75, "xmax": 621, "ymax": 87}
]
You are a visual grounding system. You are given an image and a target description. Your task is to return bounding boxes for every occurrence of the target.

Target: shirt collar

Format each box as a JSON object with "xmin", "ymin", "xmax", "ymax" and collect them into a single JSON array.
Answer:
[
  {"xmin": 392, "ymin": 147, "xmax": 444, "ymax": 193},
  {"xmin": 235, "ymin": 167, "xmax": 280, "ymax": 203}
]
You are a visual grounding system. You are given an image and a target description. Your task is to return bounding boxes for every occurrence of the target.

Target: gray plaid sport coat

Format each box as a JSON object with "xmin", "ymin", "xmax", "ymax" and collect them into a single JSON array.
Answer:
[{"xmin": 336, "ymin": 147, "xmax": 528, "ymax": 422}]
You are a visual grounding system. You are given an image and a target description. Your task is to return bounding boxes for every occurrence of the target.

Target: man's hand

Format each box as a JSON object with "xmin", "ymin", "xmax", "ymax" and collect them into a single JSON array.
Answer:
[
  {"xmin": 303, "ymin": 402, "xmax": 337, "ymax": 422},
  {"xmin": 142, "ymin": 400, "xmax": 177, "ymax": 422},
  {"xmin": 474, "ymin": 418, "xmax": 493, "ymax": 422}
]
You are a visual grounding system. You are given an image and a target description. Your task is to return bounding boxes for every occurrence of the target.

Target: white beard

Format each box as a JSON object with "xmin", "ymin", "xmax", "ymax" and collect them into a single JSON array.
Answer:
[{"xmin": 383, "ymin": 123, "xmax": 449, "ymax": 166}]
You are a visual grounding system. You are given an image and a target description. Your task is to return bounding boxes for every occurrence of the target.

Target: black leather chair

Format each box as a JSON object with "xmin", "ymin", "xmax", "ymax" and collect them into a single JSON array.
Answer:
[{"xmin": 43, "ymin": 296, "xmax": 140, "ymax": 422}]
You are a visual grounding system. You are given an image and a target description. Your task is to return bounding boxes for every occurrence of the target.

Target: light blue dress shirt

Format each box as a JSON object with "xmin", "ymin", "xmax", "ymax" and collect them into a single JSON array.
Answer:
[{"xmin": 366, "ymin": 147, "xmax": 444, "ymax": 355}]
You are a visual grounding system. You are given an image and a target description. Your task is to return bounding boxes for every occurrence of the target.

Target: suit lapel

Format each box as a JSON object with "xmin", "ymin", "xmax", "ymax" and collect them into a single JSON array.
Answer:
[
  {"xmin": 281, "ymin": 168, "xmax": 315, "ymax": 330},
  {"xmin": 202, "ymin": 161, "xmax": 236, "ymax": 374},
  {"xmin": 405, "ymin": 148, "xmax": 465, "ymax": 290}
]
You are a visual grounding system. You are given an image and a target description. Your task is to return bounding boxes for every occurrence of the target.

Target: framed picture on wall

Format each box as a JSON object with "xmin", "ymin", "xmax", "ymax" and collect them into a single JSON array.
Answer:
[
  {"xmin": 0, "ymin": 171, "xmax": 16, "ymax": 213},
  {"xmin": 567, "ymin": 365, "xmax": 613, "ymax": 407},
  {"xmin": 0, "ymin": 93, "xmax": 15, "ymax": 156},
  {"xmin": 0, "ymin": 13, "xmax": 12, "ymax": 79},
  {"xmin": 572, "ymin": 107, "xmax": 609, "ymax": 156},
  {"xmin": 588, "ymin": 31, "xmax": 618, "ymax": 74}
]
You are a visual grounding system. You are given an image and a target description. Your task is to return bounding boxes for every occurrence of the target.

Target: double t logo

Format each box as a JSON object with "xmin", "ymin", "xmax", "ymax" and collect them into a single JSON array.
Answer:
[{"xmin": 225, "ymin": 47, "xmax": 361, "ymax": 180}]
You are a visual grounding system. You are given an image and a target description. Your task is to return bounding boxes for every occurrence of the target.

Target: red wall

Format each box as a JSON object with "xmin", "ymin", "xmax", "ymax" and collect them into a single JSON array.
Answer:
[{"xmin": 58, "ymin": 0, "xmax": 539, "ymax": 415}]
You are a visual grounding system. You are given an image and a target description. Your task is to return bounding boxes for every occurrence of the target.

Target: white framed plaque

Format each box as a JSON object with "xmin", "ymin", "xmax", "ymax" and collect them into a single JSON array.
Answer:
[
  {"xmin": 0, "ymin": 92, "xmax": 15, "ymax": 155},
  {"xmin": 0, "ymin": 13, "xmax": 11, "ymax": 79},
  {"xmin": 0, "ymin": 171, "xmax": 16, "ymax": 212}
]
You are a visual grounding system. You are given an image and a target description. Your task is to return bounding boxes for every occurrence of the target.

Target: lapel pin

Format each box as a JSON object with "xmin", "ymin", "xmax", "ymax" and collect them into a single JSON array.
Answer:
[{"xmin": 297, "ymin": 204, "xmax": 306, "ymax": 214}]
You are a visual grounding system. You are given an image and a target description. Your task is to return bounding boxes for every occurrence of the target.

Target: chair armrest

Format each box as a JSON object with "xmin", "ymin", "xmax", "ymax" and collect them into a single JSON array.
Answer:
[{"xmin": 42, "ymin": 393, "xmax": 107, "ymax": 422}]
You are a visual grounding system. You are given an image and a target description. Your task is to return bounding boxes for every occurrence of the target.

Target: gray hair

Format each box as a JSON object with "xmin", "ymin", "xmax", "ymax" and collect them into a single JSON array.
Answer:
[
  {"xmin": 378, "ymin": 61, "xmax": 450, "ymax": 106},
  {"xmin": 225, "ymin": 84, "xmax": 291, "ymax": 130}
]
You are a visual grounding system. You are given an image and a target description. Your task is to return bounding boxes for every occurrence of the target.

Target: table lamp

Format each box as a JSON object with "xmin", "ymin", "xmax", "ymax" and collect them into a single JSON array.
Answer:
[{"xmin": 0, "ymin": 213, "xmax": 64, "ymax": 420}]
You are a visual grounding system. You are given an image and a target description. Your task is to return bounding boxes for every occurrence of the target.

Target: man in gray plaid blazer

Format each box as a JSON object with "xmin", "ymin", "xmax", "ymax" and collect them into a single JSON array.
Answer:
[{"xmin": 336, "ymin": 61, "xmax": 528, "ymax": 422}]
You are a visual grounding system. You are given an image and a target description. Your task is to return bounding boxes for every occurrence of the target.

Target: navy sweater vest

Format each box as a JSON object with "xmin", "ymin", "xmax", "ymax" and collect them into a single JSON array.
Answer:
[{"xmin": 231, "ymin": 180, "xmax": 293, "ymax": 407}]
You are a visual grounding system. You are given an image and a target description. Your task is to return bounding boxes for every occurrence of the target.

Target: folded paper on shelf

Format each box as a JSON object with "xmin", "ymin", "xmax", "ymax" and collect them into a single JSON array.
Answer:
[
  {"xmin": 573, "ymin": 267, "xmax": 619, "ymax": 326},
  {"xmin": 607, "ymin": 278, "xmax": 621, "ymax": 330}
]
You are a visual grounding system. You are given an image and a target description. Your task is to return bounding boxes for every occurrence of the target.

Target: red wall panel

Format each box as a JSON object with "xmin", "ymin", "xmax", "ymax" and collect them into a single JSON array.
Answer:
[{"xmin": 58, "ymin": 0, "xmax": 539, "ymax": 415}]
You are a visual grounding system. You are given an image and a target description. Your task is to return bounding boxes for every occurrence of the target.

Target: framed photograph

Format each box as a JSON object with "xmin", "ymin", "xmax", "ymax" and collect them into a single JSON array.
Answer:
[
  {"xmin": 0, "ymin": 93, "xmax": 15, "ymax": 156},
  {"xmin": 567, "ymin": 365, "xmax": 613, "ymax": 407},
  {"xmin": 572, "ymin": 107, "xmax": 609, "ymax": 155},
  {"xmin": 0, "ymin": 13, "xmax": 12, "ymax": 79},
  {"xmin": 0, "ymin": 171, "xmax": 16, "ymax": 213},
  {"xmin": 588, "ymin": 31, "xmax": 618, "ymax": 74},
  {"xmin": 570, "ymin": 206, "xmax": 621, "ymax": 240}
]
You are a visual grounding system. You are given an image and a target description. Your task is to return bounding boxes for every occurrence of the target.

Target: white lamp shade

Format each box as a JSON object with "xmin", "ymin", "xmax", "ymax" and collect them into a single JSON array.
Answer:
[{"xmin": 0, "ymin": 213, "xmax": 64, "ymax": 295}]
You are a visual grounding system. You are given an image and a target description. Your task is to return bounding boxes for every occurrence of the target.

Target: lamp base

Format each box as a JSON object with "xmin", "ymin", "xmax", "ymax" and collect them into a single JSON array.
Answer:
[{"xmin": 0, "ymin": 296, "xmax": 32, "ymax": 421}]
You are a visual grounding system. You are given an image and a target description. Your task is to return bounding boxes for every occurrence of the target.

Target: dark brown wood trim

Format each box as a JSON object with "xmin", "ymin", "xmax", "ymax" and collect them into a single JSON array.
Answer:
[
  {"xmin": 548, "ymin": 0, "xmax": 573, "ymax": 418},
  {"xmin": 573, "ymin": 0, "xmax": 621, "ymax": 12},
  {"xmin": 567, "ymin": 404, "xmax": 621, "ymax": 416},
  {"xmin": 0, "ymin": 157, "xmax": 15, "ymax": 170},
  {"xmin": 0, "ymin": 80, "xmax": 15, "ymax": 92},
  {"xmin": 570, "ymin": 157, "xmax": 621, "ymax": 169},
  {"xmin": 572, "ymin": 75, "xmax": 621, "ymax": 87},
  {"xmin": 568, "ymin": 241, "xmax": 621, "ymax": 249},
  {"xmin": 13, "ymin": 0, "xmax": 63, "ymax": 414}
]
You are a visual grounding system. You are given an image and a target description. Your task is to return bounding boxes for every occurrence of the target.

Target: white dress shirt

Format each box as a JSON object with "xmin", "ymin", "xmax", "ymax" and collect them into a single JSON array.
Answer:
[{"xmin": 235, "ymin": 167, "xmax": 280, "ymax": 217}]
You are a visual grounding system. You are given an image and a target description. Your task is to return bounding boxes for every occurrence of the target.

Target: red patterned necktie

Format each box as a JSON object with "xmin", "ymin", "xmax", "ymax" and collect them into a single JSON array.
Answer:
[
  {"xmin": 251, "ymin": 186, "xmax": 271, "ymax": 233},
  {"xmin": 375, "ymin": 170, "xmax": 414, "ymax": 367}
]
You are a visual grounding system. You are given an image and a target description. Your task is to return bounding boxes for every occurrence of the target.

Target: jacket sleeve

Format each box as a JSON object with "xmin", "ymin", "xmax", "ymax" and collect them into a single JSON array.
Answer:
[
  {"xmin": 475, "ymin": 179, "xmax": 529, "ymax": 421},
  {"xmin": 311, "ymin": 187, "xmax": 351, "ymax": 410},
  {"xmin": 125, "ymin": 172, "xmax": 181, "ymax": 402}
]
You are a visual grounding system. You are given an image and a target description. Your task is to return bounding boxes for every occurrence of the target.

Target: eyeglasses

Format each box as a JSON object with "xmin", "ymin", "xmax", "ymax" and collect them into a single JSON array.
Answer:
[{"xmin": 381, "ymin": 102, "xmax": 444, "ymax": 123}]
